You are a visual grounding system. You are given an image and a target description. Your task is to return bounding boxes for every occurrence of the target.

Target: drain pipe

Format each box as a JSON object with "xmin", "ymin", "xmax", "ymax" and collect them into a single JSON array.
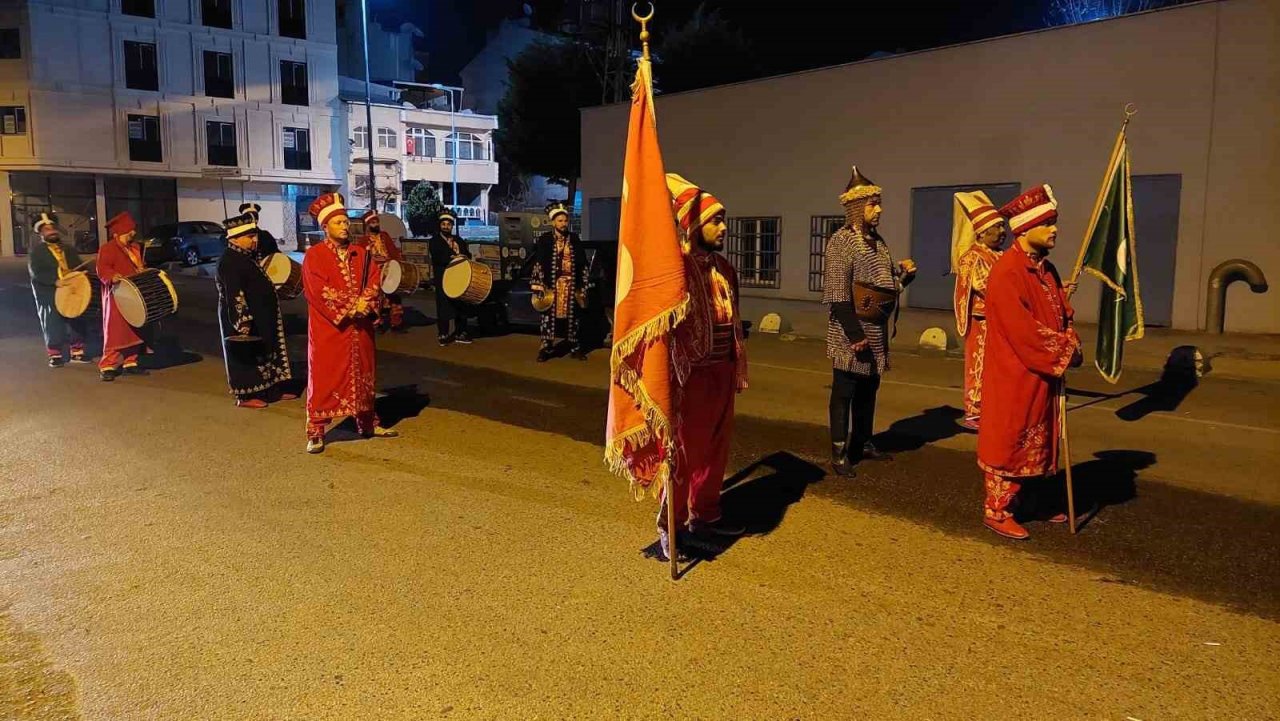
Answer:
[{"xmin": 1205, "ymin": 259, "xmax": 1268, "ymax": 334}]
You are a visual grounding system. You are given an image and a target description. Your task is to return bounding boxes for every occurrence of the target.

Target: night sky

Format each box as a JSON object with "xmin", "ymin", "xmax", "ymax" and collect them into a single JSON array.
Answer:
[{"xmin": 363, "ymin": 0, "xmax": 1178, "ymax": 90}]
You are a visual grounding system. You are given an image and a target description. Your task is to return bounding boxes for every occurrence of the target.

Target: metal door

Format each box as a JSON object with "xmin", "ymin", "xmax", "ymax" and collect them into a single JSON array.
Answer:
[{"xmin": 907, "ymin": 183, "xmax": 1021, "ymax": 310}]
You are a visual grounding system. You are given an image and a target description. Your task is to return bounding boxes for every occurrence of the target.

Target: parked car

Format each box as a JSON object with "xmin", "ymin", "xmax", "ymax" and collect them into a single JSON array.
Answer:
[{"xmin": 143, "ymin": 221, "xmax": 227, "ymax": 266}]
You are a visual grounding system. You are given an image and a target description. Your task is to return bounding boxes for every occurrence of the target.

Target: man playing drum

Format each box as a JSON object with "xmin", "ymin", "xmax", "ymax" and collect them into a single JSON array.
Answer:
[
  {"xmin": 27, "ymin": 212, "xmax": 90, "ymax": 367},
  {"xmin": 301, "ymin": 193, "xmax": 398, "ymax": 454},
  {"xmin": 239, "ymin": 203, "xmax": 281, "ymax": 260},
  {"xmin": 530, "ymin": 201, "xmax": 589, "ymax": 362},
  {"xmin": 97, "ymin": 211, "xmax": 149, "ymax": 382},
  {"xmin": 359, "ymin": 209, "xmax": 407, "ymax": 334},
  {"xmin": 428, "ymin": 210, "xmax": 474, "ymax": 346},
  {"xmin": 215, "ymin": 213, "xmax": 295, "ymax": 409}
]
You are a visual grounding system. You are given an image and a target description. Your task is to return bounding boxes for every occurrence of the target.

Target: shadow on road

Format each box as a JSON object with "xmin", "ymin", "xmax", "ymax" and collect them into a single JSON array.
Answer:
[
  {"xmin": 394, "ymin": 351, "xmax": 1280, "ymax": 619},
  {"xmin": 377, "ymin": 384, "xmax": 432, "ymax": 428},
  {"xmin": 875, "ymin": 405, "xmax": 966, "ymax": 453}
]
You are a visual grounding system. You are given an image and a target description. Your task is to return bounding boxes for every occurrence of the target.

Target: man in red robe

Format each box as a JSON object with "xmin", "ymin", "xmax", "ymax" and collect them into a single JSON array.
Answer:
[
  {"xmin": 977, "ymin": 184, "xmax": 1082, "ymax": 540},
  {"xmin": 301, "ymin": 193, "xmax": 398, "ymax": 454},
  {"xmin": 358, "ymin": 210, "xmax": 407, "ymax": 333},
  {"xmin": 951, "ymin": 190, "xmax": 1006, "ymax": 430},
  {"xmin": 96, "ymin": 212, "xmax": 148, "ymax": 382},
  {"xmin": 657, "ymin": 174, "xmax": 749, "ymax": 559}
]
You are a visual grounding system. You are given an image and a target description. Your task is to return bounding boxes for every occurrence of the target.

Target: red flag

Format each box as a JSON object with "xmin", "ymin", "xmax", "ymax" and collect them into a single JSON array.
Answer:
[{"xmin": 605, "ymin": 56, "xmax": 689, "ymax": 497}]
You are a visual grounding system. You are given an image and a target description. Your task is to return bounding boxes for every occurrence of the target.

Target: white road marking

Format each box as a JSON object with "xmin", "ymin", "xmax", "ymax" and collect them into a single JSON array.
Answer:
[
  {"xmin": 422, "ymin": 376, "xmax": 463, "ymax": 388},
  {"xmin": 512, "ymin": 395, "xmax": 565, "ymax": 409},
  {"xmin": 752, "ymin": 362, "xmax": 1280, "ymax": 435}
]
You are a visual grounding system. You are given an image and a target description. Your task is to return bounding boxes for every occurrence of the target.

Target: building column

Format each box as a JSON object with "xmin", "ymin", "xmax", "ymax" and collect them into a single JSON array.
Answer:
[
  {"xmin": 0, "ymin": 172, "xmax": 12, "ymax": 257},
  {"xmin": 94, "ymin": 175, "xmax": 108, "ymax": 249}
]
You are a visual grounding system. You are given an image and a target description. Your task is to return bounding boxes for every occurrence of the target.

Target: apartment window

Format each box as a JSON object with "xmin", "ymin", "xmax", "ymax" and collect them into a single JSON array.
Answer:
[
  {"xmin": 203, "ymin": 51, "xmax": 234, "ymax": 99},
  {"xmin": 728, "ymin": 217, "xmax": 782, "ymax": 289},
  {"xmin": 206, "ymin": 120, "xmax": 237, "ymax": 166},
  {"xmin": 351, "ymin": 126, "xmax": 368, "ymax": 149},
  {"xmin": 280, "ymin": 61, "xmax": 308, "ymax": 106},
  {"xmin": 808, "ymin": 215, "xmax": 844, "ymax": 292},
  {"xmin": 278, "ymin": 0, "xmax": 306, "ymax": 39},
  {"xmin": 446, "ymin": 132, "xmax": 486, "ymax": 161},
  {"xmin": 124, "ymin": 41, "xmax": 158, "ymax": 91},
  {"xmin": 283, "ymin": 127, "xmax": 311, "ymax": 170},
  {"xmin": 1, "ymin": 106, "xmax": 26, "ymax": 135},
  {"xmin": 406, "ymin": 127, "xmax": 434, "ymax": 157},
  {"xmin": 202, "ymin": 0, "xmax": 233, "ymax": 29},
  {"xmin": 121, "ymin": 0, "xmax": 155, "ymax": 18},
  {"xmin": 127, "ymin": 114, "xmax": 162, "ymax": 162},
  {"xmin": 376, "ymin": 127, "xmax": 397, "ymax": 149},
  {"xmin": 0, "ymin": 29, "xmax": 20, "ymax": 59}
]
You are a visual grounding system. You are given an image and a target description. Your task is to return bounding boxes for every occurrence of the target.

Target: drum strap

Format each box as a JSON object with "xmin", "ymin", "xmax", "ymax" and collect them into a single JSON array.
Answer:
[{"xmin": 47, "ymin": 243, "xmax": 69, "ymax": 278}]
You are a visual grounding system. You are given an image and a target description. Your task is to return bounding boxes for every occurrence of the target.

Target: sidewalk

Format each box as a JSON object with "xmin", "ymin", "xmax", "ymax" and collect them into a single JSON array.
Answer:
[{"xmin": 739, "ymin": 296, "xmax": 1280, "ymax": 383}]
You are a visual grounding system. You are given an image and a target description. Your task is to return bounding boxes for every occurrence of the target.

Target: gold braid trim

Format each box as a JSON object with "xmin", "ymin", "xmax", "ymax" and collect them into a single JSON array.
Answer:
[
  {"xmin": 604, "ymin": 293, "xmax": 691, "ymax": 499},
  {"xmin": 838, "ymin": 184, "xmax": 883, "ymax": 205}
]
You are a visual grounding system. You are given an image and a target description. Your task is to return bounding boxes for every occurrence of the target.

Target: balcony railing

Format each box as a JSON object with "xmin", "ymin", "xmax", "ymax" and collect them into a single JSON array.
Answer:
[{"xmin": 448, "ymin": 205, "xmax": 485, "ymax": 220}]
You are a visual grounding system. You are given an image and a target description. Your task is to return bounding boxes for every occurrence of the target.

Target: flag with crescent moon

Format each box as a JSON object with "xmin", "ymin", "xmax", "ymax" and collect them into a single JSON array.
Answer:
[{"xmin": 604, "ymin": 51, "xmax": 689, "ymax": 497}]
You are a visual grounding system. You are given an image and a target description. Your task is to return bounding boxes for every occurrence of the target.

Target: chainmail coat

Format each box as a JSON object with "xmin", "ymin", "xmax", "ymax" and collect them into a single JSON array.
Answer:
[{"xmin": 823, "ymin": 196, "xmax": 901, "ymax": 376}]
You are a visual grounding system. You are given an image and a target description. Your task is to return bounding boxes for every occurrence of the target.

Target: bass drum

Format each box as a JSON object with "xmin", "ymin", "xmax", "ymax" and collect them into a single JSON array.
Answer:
[
  {"xmin": 113, "ymin": 268, "xmax": 179, "ymax": 327},
  {"xmin": 260, "ymin": 253, "xmax": 303, "ymax": 300},
  {"xmin": 441, "ymin": 257, "xmax": 493, "ymax": 304},
  {"xmin": 380, "ymin": 259, "xmax": 403, "ymax": 294},
  {"xmin": 54, "ymin": 270, "xmax": 101, "ymax": 318}
]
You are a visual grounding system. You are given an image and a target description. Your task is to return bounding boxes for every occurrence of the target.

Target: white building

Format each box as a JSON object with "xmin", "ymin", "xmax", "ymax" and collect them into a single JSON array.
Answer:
[
  {"xmin": 342, "ymin": 81, "xmax": 498, "ymax": 228},
  {"xmin": 0, "ymin": 0, "xmax": 344, "ymax": 257}
]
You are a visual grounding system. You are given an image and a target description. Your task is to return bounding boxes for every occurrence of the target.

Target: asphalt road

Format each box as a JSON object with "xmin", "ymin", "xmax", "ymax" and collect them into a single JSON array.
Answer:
[{"xmin": 1, "ymin": 261, "xmax": 1277, "ymax": 720}]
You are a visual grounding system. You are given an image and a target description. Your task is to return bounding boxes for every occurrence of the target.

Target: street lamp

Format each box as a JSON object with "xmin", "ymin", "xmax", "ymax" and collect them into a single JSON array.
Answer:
[{"xmin": 360, "ymin": 0, "xmax": 376, "ymax": 213}]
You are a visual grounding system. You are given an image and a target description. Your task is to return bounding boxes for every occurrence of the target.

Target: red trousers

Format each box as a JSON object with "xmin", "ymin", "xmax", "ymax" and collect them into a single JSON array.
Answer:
[
  {"xmin": 308, "ymin": 412, "xmax": 379, "ymax": 440},
  {"xmin": 99, "ymin": 345, "xmax": 141, "ymax": 371},
  {"xmin": 662, "ymin": 361, "xmax": 736, "ymax": 528}
]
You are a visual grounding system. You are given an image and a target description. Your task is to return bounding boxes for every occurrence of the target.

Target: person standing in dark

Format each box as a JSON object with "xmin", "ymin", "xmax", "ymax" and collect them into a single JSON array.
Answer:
[
  {"xmin": 428, "ymin": 209, "xmax": 473, "ymax": 346},
  {"xmin": 822, "ymin": 167, "xmax": 916, "ymax": 476},
  {"xmin": 27, "ymin": 212, "xmax": 90, "ymax": 367},
  {"xmin": 215, "ymin": 213, "xmax": 294, "ymax": 408},
  {"xmin": 530, "ymin": 201, "xmax": 589, "ymax": 362}
]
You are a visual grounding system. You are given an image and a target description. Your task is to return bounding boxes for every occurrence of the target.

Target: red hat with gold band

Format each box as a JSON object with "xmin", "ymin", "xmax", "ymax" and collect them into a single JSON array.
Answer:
[
  {"xmin": 308, "ymin": 192, "xmax": 346, "ymax": 228},
  {"xmin": 106, "ymin": 211, "xmax": 136, "ymax": 239},
  {"xmin": 362, "ymin": 208, "xmax": 379, "ymax": 223},
  {"xmin": 999, "ymin": 184, "xmax": 1058, "ymax": 235},
  {"xmin": 665, "ymin": 173, "xmax": 724, "ymax": 234}
]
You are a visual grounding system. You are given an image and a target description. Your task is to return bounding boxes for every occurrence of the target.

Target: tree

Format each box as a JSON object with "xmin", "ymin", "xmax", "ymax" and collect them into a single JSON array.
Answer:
[
  {"xmin": 404, "ymin": 181, "xmax": 444, "ymax": 237},
  {"xmin": 1045, "ymin": 0, "xmax": 1188, "ymax": 26},
  {"xmin": 495, "ymin": 39, "xmax": 598, "ymax": 204},
  {"xmin": 653, "ymin": 4, "xmax": 760, "ymax": 95}
]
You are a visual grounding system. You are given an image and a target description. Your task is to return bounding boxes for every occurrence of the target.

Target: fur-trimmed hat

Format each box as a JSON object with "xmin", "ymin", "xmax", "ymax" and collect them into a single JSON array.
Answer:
[
  {"xmin": 33, "ymin": 212, "xmax": 58, "ymax": 234},
  {"xmin": 839, "ymin": 166, "xmax": 882, "ymax": 206},
  {"xmin": 545, "ymin": 201, "xmax": 571, "ymax": 221},
  {"xmin": 223, "ymin": 213, "xmax": 258, "ymax": 239}
]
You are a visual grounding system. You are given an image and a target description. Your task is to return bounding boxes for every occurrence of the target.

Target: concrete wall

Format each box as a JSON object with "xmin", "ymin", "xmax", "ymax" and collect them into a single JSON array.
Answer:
[
  {"xmin": 176, "ymin": 178, "xmax": 286, "ymax": 235},
  {"xmin": 579, "ymin": 0, "xmax": 1280, "ymax": 333}
]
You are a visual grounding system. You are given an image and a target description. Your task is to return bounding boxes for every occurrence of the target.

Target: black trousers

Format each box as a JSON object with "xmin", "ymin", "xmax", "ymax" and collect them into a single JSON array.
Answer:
[
  {"xmin": 433, "ymin": 280, "xmax": 469, "ymax": 338},
  {"xmin": 829, "ymin": 368, "xmax": 881, "ymax": 446}
]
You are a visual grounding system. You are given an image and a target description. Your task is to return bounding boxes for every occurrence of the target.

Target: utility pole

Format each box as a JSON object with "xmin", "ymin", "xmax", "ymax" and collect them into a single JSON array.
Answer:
[{"xmin": 360, "ymin": 0, "xmax": 376, "ymax": 213}]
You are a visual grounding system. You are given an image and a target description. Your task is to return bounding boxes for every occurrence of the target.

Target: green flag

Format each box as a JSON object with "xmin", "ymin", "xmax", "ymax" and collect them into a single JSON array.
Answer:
[{"xmin": 1078, "ymin": 128, "xmax": 1144, "ymax": 383}]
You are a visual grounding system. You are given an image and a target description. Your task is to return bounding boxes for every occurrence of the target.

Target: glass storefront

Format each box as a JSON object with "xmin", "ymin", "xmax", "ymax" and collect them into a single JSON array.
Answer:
[{"xmin": 10, "ymin": 172, "xmax": 98, "ymax": 254}]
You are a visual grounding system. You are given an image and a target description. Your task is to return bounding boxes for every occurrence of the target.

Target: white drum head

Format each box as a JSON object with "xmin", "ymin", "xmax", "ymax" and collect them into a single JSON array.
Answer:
[
  {"xmin": 381, "ymin": 260, "xmax": 403, "ymax": 294},
  {"xmin": 55, "ymin": 271, "xmax": 92, "ymax": 318},
  {"xmin": 113, "ymin": 278, "xmax": 148, "ymax": 327},
  {"xmin": 262, "ymin": 253, "xmax": 294, "ymax": 284},
  {"xmin": 442, "ymin": 259, "xmax": 472, "ymax": 299}
]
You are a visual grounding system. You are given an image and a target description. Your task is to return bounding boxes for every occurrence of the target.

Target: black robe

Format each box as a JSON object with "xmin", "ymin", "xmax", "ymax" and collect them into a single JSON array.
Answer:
[
  {"xmin": 429, "ymin": 232, "xmax": 473, "ymax": 326},
  {"xmin": 216, "ymin": 243, "xmax": 292, "ymax": 398},
  {"xmin": 531, "ymin": 231, "xmax": 589, "ymax": 347},
  {"xmin": 28, "ymin": 240, "xmax": 88, "ymax": 353}
]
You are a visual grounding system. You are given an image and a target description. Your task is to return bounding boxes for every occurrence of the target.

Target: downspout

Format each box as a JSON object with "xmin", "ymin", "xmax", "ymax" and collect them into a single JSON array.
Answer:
[{"xmin": 1205, "ymin": 260, "xmax": 1268, "ymax": 334}]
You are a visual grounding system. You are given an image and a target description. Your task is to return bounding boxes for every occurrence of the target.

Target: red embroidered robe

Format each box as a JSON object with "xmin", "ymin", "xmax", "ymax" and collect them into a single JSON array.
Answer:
[
  {"xmin": 96, "ymin": 239, "xmax": 146, "ymax": 353},
  {"xmin": 302, "ymin": 239, "xmax": 381, "ymax": 420},
  {"xmin": 954, "ymin": 244, "xmax": 1002, "ymax": 421},
  {"xmin": 976, "ymin": 244, "xmax": 1079, "ymax": 478}
]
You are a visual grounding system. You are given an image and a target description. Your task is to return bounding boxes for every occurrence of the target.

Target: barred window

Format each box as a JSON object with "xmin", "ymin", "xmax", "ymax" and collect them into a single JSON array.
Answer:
[
  {"xmin": 727, "ymin": 216, "xmax": 781, "ymax": 289},
  {"xmin": 809, "ymin": 215, "xmax": 844, "ymax": 292}
]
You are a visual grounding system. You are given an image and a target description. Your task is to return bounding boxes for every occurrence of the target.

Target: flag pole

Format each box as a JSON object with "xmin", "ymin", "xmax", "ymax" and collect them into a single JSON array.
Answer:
[
  {"xmin": 1060, "ymin": 104, "xmax": 1136, "ymax": 534},
  {"xmin": 629, "ymin": 2, "xmax": 676, "ymax": 579}
]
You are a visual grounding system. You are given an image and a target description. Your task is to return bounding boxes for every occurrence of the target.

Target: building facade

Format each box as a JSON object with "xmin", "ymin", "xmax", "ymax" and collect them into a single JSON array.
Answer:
[
  {"xmin": 0, "ymin": 0, "xmax": 344, "ymax": 256},
  {"xmin": 343, "ymin": 88, "xmax": 498, "ymax": 226},
  {"xmin": 580, "ymin": 0, "xmax": 1280, "ymax": 333}
]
